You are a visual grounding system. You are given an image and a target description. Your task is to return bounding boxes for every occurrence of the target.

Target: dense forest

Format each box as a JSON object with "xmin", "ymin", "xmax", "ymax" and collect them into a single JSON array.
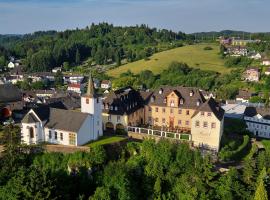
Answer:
[
  {"xmin": 0, "ymin": 23, "xmax": 192, "ymax": 72},
  {"xmin": 0, "ymin": 124, "xmax": 269, "ymax": 200}
]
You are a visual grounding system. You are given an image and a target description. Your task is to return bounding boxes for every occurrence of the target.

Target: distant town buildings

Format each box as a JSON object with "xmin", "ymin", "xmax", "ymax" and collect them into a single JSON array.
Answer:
[
  {"xmin": 244, "ymin": 67, "xmax": 260, "ymax": 82},
  {"xmin": 262, "ymin": 59, "xmax": 270, "ymax": 66},
  {"xmin": 67, "ymin": 83, "xmax": 85, "ymax": 94},
  {"xmin": 101, "ymin": 80, "xmax": 112, "ymax": 89}
]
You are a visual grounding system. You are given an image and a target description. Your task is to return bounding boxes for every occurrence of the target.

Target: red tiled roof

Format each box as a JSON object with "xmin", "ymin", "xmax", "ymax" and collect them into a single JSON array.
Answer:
[{"xmin": 68, "ymin": 83, "xmax": 81, "ymax": 88}]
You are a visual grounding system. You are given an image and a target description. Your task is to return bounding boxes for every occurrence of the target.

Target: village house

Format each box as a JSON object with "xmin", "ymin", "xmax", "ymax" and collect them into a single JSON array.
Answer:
[
  {"xmin": 0, "ymin": 84, "xmax": 23, "ymax": 120},
  {"xmin": 101, "ymin": 80, "xmax": 112, "ymax": 89},
  {"xmin": 28, "ymin": 72, "xmax": 55, "ymax": 83},
  {"xmin": 102, "ymin": 86, "xmax": 150, "ymax": 132},
  {"xmin": 249, "ymin": 52, "xmax": 262, "ymax": 60},
  {"xmin": 236, "ymin": 90, "xmax": 257, "ymax": 103},
  {"xmin": 265, "ymin": 68, "xmax": 270, "ymax": 76},
  {"xmin": 244, "ymin": 107, "xmax": 270, "ymax": 138},
  {"xmin": 67, "ymin": 83, "xmax": 85, "ymax": 94},
  {"xmin": 52, "ymin": 67, "xmax": 62, "ymax": 73},
  {"xmin": 226, "ymin": 46, "xmax": 248, "ymax": 57},
  {"xmin": 63, "ymin": 75, "xmax": 84, "ymax": 84},
  {"xmin": 262, "ymin": 59, "xmax": 270, "ymax": 66},
  {"xmin": 244, "ymin": 67, "xmax": 260, "ymax": 82},
  {"xmin": 231, "ymin": 38, "xmax": 258, "ymax": 46},
  {"xmin": 21, "ymin": 75, "xmax": 102, "ymax": 146},
  {"xmin": 7, "ymin": 62, "xmax": 15, "ymax": 69},
  {"xmin": 7, "ymin": 59, "xmax": 22, "ymax": 69}
]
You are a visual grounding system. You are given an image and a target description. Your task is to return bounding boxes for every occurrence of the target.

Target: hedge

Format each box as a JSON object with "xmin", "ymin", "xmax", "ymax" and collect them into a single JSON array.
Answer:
[{"xmin": 219, "ymin": 135, "xmax": 250, "ymax": 161}]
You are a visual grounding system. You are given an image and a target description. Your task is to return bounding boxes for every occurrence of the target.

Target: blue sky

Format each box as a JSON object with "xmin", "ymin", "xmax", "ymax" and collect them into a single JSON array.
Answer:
[{"xmin": 0, "ymin": 0, "xmax": 269, "ymax": 34}]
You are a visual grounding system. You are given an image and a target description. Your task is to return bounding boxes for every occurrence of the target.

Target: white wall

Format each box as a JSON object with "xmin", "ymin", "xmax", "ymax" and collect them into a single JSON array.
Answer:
[
  {"xmin": 44, "ymin": 127, "xmax": 74, "ymax": 145},
  {"xmin": 81, "ymin": 96, "xmax": 103, "ymax": 138},
  {"xmin": 245, "ymin": 116, "xmax": 270, "ymax": 138},
  {"xmin": 21, "ymin": 110, "xmax": 45, "ymax": 145},
  {"xmin": 77, "ymin": 115, "xmax": 97, "ymax": 145}
]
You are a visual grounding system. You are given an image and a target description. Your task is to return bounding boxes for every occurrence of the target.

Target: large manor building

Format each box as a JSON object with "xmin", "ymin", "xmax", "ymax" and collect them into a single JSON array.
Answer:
[{"xmin": 102, "ymin": 86, "xmax": 224, "ymax": 151}]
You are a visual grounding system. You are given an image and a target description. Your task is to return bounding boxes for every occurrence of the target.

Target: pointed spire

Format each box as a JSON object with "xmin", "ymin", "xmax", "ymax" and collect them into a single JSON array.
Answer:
[{"xmin": 86, "ymin": 73, "xmax": 95, "ymax": 97}]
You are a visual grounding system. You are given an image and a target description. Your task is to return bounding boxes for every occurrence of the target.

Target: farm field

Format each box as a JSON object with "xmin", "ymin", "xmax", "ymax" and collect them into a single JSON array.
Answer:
[{"xmin": 107, "ymin": 43, "xmax": 230, "ymax": 77}]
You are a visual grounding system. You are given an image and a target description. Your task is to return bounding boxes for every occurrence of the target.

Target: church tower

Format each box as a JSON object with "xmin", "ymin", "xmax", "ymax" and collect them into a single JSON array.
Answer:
[{"xmin": 81, "ymin": 74, "xmax": 103, "ymax": 139}]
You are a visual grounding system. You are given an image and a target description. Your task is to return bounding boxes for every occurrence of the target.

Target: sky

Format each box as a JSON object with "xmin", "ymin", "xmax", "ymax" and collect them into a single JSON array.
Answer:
[{"xmin": 0, "ymin": 0, "xmax": 269, "ymax": 34}]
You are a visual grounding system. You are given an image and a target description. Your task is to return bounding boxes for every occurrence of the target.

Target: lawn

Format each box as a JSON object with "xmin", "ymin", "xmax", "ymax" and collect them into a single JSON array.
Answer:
[
  {"xmin": 86, "ymin": 136, "xmax": 127, "ymax": 148},
  {"xmin": 107, "ymin": 43, "xmax": 230, "ymax": 77},
  {"xmin": 262, "ymin": 140, "xmax": 270, "ymax": 152}
]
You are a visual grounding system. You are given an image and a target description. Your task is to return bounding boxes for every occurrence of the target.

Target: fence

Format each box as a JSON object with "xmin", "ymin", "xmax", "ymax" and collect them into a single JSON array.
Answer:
[{"xmin": 127, "ymin": 126, "xmax": 191, "ymax": 141}]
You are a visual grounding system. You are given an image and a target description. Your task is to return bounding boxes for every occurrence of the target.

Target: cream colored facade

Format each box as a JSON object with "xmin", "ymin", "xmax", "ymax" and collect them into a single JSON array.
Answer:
[
  {"xmin": 102, "ymin": 87, "xmax": 224, "ymax": 151},
  {"xmin": 191, "ymin": 111, "xmax": 224, "ymax": 151},
  {"xmin": 102, "ymin": 108, "xmax": 144, "ymax": 131}
]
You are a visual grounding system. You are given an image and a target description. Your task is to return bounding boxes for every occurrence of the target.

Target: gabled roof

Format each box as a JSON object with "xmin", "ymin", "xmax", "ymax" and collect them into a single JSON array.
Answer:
[
  {"xmin": 103, "ymin": 86, "xmax": 146, "ymax": 115},
  {"xmin": 0, "ymin": 84, "xmax": 22, "ymax": 103},
  {"xmin": 192, "ymin": 98, "xmax": 224, "ymax": 121},
  {"xmin": 149, "ymin": 86, "xmax": 206, "ymax": 109},
  {"xmin": 22, "ymin": 112, "xmax": 39, "ymax": 123},
  {"xmin": 24, "ymin": 105, "xmax": 90, "ymax": 133},
  {"xmin": 244, "ymin": 107, "xmax": 270, "ymax": 120},
  {"xmin": 44, "ymin": 108, "xmax": 89, "ymax": 133}
]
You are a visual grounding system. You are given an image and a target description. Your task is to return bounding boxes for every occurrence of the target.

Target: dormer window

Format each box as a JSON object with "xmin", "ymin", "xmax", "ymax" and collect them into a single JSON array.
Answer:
[
  {"xmin": 151, "ymin": 96, "xmax": 155, "ymax": 102},
  {"xmin": 170, "ymin": 100, "xmax": 175, "ymax": 107},
  {"xmin": 163, "ymin": 98, "xmax": 167, "ymax": 104},
  {"xmin": 180, "ymin": 98, "xmax": 184, "ymax": 105},
  {"xmin": 110, "ymin": 106, "xmax": 114, "ymax": 111},
  {"xmin": 105, "ymin": 104, "xmax": 109, "ymax": 109},
  {"xmin": 159, "ymin": 88, "xmax": 163, "ymax": 94},
  {"xmin": 115, "ymin": 106, "xmax": 118, "ymax": 111},
  {"xmin": 196, "ymin": 100, "xmax": 200, "ymax": 106},
  {"xmin": 190, "ymin": 91, "xmax": 194, "ymax": 97}
]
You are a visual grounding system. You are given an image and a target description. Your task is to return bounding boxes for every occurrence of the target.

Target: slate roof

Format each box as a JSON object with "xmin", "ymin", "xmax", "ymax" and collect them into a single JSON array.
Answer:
[
  {"xmin": 103, "ymin": 86, "xmax": 147, "ymax": 115},
  {"xmin": 22, "ymin": 105, "xmax": 89, "ymax": 132},
  {"xmin": 244, "ymin": 107, "xmax": 270, "ymax": 120},
  {"xmin": 44, "ymin": 108, "xmax": 89, "ymax": 132},
  {"xmin": 0, "ymin": 84, "xmax": 22, "ymax": 103},
  {"xmin": 149, "ymin": 86, "xmax": 206, "ymax": 109},
  {"xmin": 22, "ymin": 113, "xmax": 39, "ymax": 123},
  {"xmin": 192, "ymin": 98, "xmax": 224, "ymax": 121}
]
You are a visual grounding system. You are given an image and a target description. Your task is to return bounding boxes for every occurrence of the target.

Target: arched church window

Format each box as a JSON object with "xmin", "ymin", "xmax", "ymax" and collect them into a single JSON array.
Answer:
[{"xmin": 29, "ymin": 127, "xmax": 34, "ymax": 138}]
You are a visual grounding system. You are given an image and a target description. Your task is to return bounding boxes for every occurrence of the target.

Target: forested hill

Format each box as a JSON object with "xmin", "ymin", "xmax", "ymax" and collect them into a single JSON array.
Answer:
[
  {"xmin": 0, "ymin": 23, "xmax": 192, "ymax": 72},
  {"xmin": 192, "ymin": 30, "xmax": 270, "ymax": 41}
]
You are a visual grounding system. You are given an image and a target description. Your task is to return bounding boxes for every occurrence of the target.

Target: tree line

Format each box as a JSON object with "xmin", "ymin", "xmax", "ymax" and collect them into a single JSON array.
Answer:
[{"xmin": 0, "ymin": 124, "xmax": 268, "ymax": 199}]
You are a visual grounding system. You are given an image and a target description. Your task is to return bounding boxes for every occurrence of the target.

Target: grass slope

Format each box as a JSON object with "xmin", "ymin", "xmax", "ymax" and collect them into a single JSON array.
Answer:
[
  {"xmin": 108, "ymin": 43, "xmax": 230, "ymax": 77},
  {"xmin": 86, "ymin": 136, "xmax": 127, "ymax": 148}
]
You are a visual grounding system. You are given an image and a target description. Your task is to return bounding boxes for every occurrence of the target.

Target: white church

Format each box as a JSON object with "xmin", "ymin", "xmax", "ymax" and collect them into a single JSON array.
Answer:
[{"xmin": 21, "ymin": 75, "xmax": 103, "ymax": 146}]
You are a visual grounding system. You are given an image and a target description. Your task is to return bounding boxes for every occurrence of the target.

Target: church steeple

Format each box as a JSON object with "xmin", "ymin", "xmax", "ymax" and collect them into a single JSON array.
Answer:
[{"xmin": 86, "ymin": 73, "xmax": 95, "ymax": 97}]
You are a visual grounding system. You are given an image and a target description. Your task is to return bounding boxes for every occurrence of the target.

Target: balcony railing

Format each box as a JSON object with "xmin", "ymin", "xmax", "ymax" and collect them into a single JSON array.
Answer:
[{"xmin": 127, "ymin": 126, "xmax": 191, "ymax": 141}]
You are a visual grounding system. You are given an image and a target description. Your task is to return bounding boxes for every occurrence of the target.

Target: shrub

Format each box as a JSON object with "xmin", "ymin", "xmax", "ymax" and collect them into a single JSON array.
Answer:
[
  {"xmin": 219, "ymin": 135, "xmax": 250, "ymax": 161},
  {"xmin": 115, "ymin": 129, "xmax": 127, "ymax": 135},
  {"xmin": 204, "ymin": 46, "xmax": 213, "ymax": 50}
]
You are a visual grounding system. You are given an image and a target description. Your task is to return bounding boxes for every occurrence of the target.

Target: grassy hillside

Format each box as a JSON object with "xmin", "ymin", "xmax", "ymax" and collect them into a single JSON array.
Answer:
[{"xmin": 108, "ymin": 43, "xmax": 230, "ymax": 77}]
